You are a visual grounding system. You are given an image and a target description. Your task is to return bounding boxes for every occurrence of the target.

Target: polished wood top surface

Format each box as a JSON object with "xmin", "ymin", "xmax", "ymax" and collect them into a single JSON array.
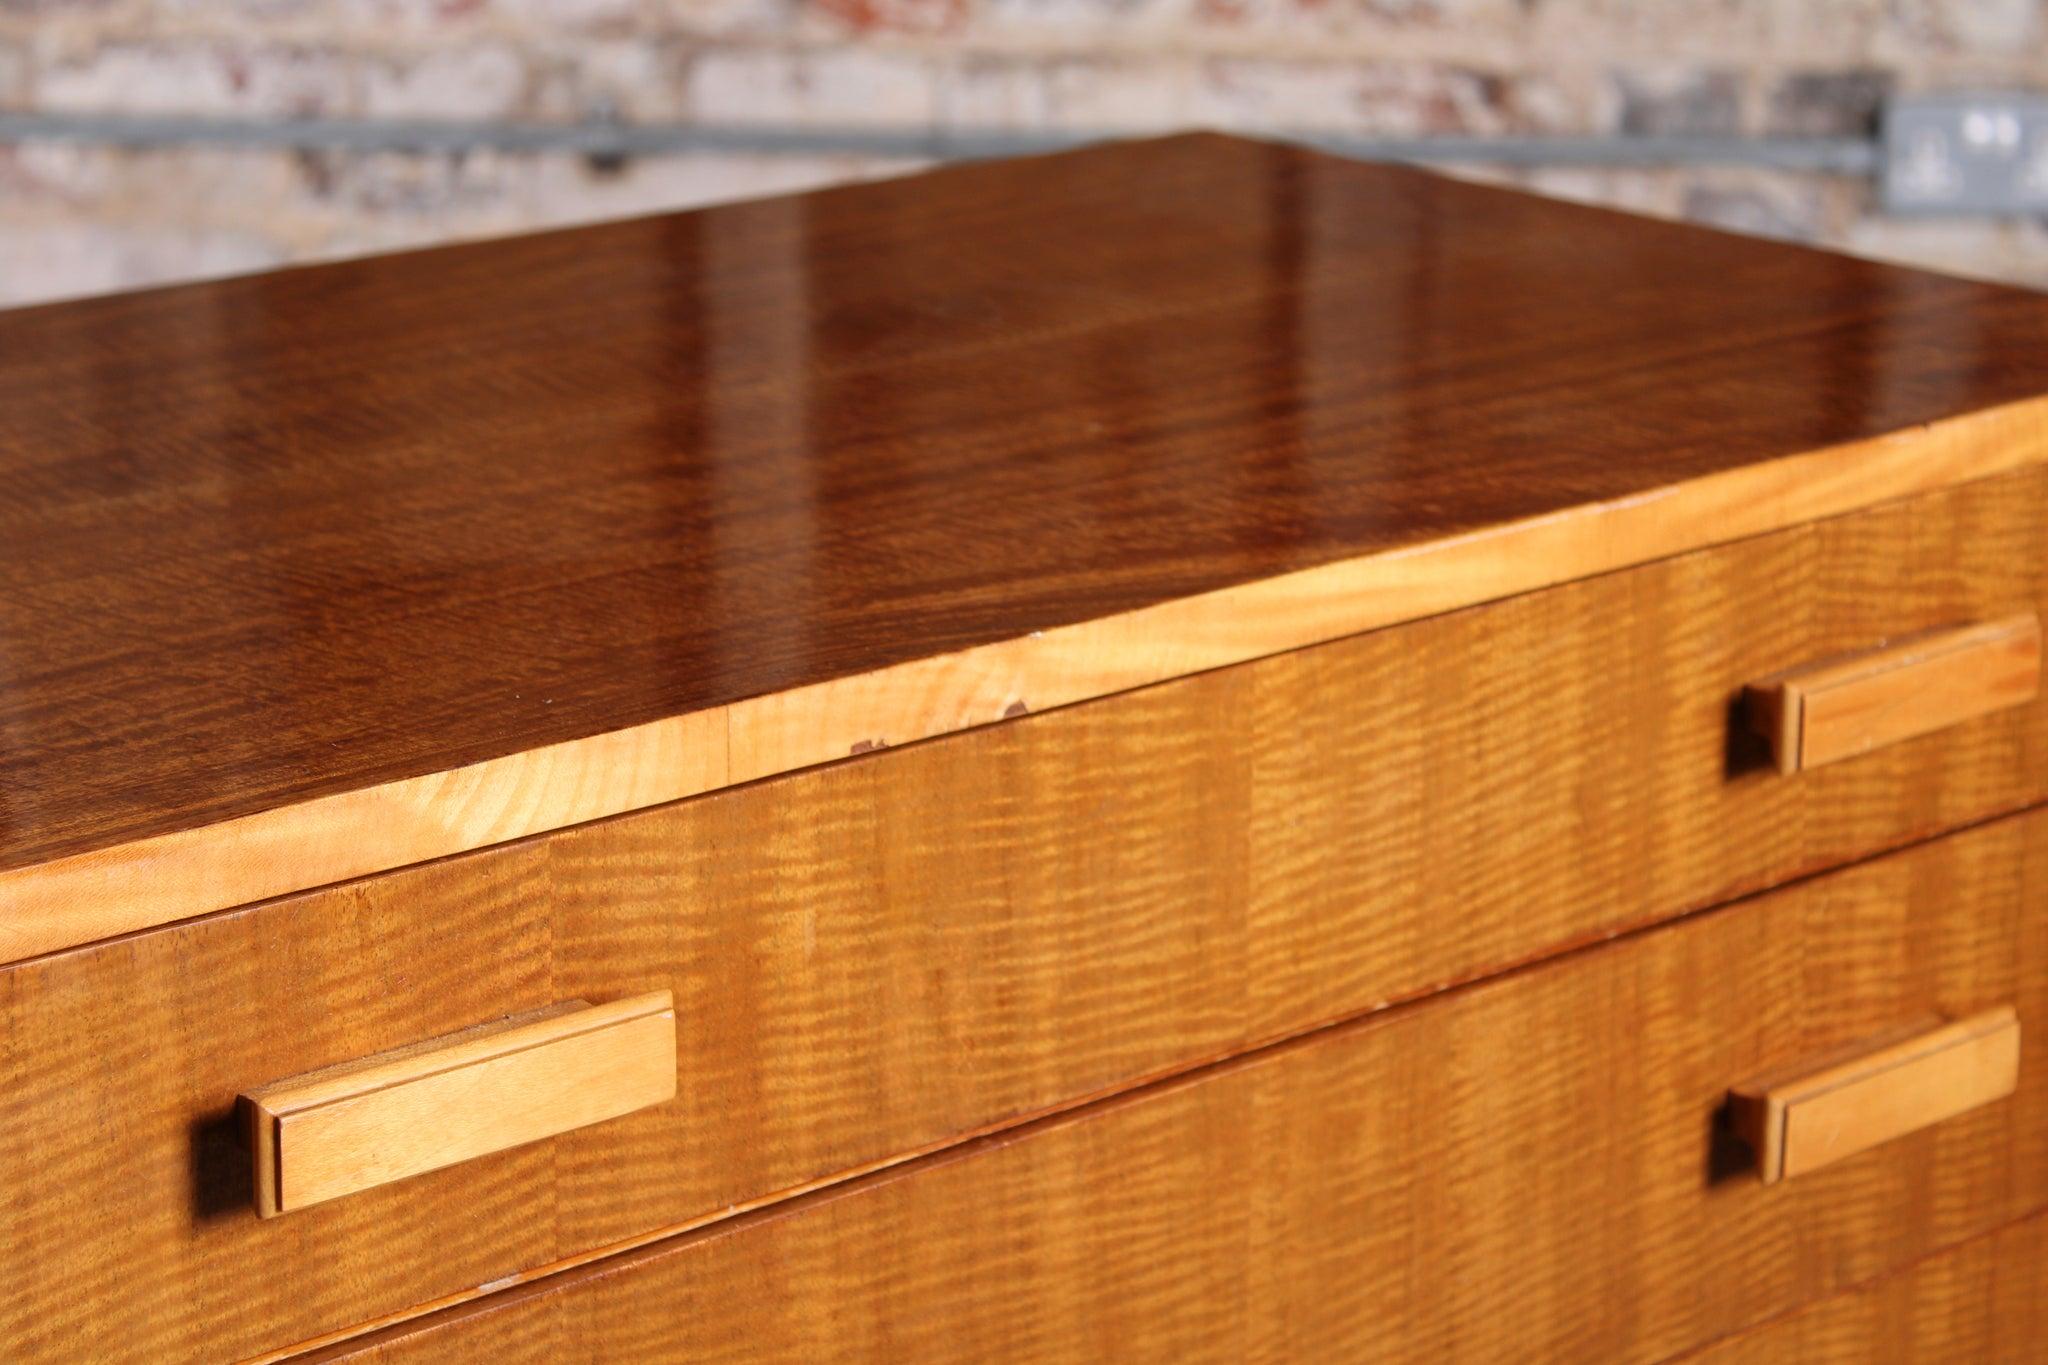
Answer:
[{"xmin": 7, "ymin": 131, "xmax": 2048, "ymax": 894}]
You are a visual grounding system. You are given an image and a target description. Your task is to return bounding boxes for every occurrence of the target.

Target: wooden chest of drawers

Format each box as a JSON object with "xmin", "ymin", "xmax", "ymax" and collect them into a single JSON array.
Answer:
[{"xmin": 7, "ymin": 133, "xmax": 2048, "ymax": 1362}]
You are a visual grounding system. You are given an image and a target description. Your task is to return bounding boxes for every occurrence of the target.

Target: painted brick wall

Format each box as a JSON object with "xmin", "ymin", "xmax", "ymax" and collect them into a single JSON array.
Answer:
[{"xmin": 2, "ymin": 1, "xmax": 2047, "ymax": 306}]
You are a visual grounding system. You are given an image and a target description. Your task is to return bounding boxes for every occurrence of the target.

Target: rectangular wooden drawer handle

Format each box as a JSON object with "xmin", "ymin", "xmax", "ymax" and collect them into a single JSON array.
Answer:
[
  {"xmin": 1744, "ymin": 613, "xmax": 2040, "ymax": 774},
  {"xmin": 240, "ymin": 990, "xmax": 677, "ymax": 1218},
  {"xmin": 1728, "ymin": 1006, "xmax": 2020, "ymax": 1184}
]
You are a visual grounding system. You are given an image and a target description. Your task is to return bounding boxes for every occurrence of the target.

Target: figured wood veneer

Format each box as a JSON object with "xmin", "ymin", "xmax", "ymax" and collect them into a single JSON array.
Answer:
[
  {"xmin": 5, "ymin": 467, "xmax": 2048, "ymax": 1361},
  {"xmin": 1683, "ymin": 1207, "xmax": 2048, "ymax": 1363},
  {"xmin": 299, "ymin": 810, "xmax": 2048, "ymax": 1364},
  {"xmin": 10, "ymin": 134, "xmax": 2048, "ymax": 961},
  {"xmin": 243, "ymin": 993, "xmax": 678, "ymax": 1217}
]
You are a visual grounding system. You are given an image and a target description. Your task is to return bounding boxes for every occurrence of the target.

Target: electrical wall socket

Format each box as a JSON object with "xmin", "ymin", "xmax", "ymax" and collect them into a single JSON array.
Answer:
[{"xmin": 1883, "ymin": 94, "xmax": 2048, "ymax": 216}]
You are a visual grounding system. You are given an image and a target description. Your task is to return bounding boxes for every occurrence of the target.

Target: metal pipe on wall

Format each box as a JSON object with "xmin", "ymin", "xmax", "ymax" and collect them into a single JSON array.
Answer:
[{"xmin": 0, "ymin": 112, "xmax": 1883, "ymax": 173}]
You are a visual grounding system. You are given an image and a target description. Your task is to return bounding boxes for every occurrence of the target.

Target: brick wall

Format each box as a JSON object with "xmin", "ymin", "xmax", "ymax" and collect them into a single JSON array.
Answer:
[{"xmin": 3, "ymin": 1, "xmax": 2047, "ymax": 306}]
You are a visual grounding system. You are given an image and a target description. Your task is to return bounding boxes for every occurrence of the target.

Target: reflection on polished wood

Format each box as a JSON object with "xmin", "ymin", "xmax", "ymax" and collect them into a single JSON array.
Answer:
[{"xmin": 9, "ymin": 132, "xmax": 2048, "ymax": 958}]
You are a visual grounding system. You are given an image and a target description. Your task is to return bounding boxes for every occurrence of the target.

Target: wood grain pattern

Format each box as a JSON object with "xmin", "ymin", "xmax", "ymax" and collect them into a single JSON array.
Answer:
[
  {"xmin": 300, "ymin": 807, "xmax": 2048, "ymax": 1364},
  {"xmin": 1729, "ymin": 1008, "xmax": 2021, "ymax": 1184},
  {"xmin": 1747, "ymin": 614, "xmax": 2043, "ymax": 774},
  {"xmin": 1679, "ymin": 1208, "xmax": 2048, "ymax": 1363},
  {"xmin": 6, "ymin": 466, "xmax": 2048, "ymax": 1360},
  {"xmin": 244, "ymin": 992, "xmax": 677, "ymax": 1217},
  {"xmin": 10, "ymin": 133, "xmax": 2048, "ymax": 957}
]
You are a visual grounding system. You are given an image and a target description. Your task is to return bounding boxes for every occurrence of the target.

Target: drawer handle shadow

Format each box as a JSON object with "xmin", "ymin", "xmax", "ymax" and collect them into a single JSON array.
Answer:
[
  {"xmin": 1743, "ymin": 613, "xmax": 2041, "ymax": 775},
  {"xmin": 1727, "ymin": 1006, "xmax": 2020, "ymax": 1184},
  {"xmin": 238, "ymin": 991, "xmax": 677, "ymax": 1218}
]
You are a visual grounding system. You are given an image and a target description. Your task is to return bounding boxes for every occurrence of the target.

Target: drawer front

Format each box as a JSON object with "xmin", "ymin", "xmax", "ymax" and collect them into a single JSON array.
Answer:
[
  {"xmin": 8, "ymin": 467, "xmax": 2048, "ymax": 1360},
  {"xmin": 1689, "ymin": 1210, "xmax": 2048, "ymax": 1363},
  {"xmin": 310, "ymin": 808, "xmax": 2048, "ymax": 1363}
]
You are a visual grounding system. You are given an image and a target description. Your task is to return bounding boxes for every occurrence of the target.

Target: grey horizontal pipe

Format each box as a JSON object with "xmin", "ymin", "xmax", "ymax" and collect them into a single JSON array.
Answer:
[
  {"xmin": 1304, "ymin": 133, "xmax": 1878, "ymax": 173},
  {"xmin": 0, "ymin": 111, "xmax": 1882, "ymax": 174}
]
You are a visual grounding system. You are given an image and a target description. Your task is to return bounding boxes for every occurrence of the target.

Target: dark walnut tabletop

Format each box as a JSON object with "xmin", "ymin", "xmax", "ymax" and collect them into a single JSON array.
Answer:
[{"xmin": 7, "ymin": 131, "xmax": 2048, "ymax": 957}]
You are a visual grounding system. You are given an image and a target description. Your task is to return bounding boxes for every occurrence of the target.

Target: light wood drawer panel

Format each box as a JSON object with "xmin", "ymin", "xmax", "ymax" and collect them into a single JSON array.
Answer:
[
  {"xmin": 309, "ymin": 807, "xmax": 2048, "ymax": 1363},
  {"xmin": 9, "ymin": 467, "xmax": 2048, "ymax": 1361}
]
